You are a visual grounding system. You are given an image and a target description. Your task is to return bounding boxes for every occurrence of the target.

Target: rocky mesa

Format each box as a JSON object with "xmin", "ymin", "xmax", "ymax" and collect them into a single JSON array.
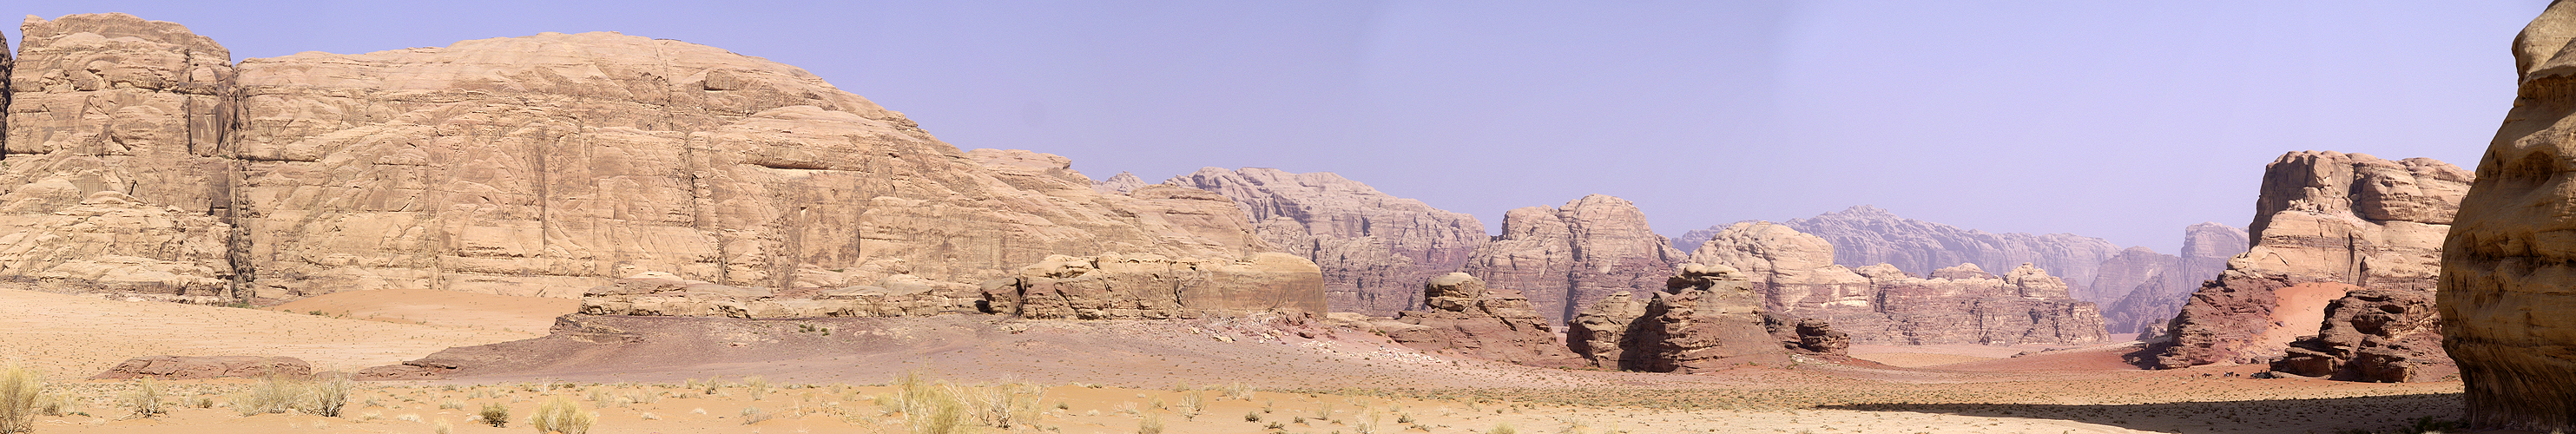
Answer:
[{"xmin": 1688, "ymin": 221, "xmax": 2108, "ymax": 345}]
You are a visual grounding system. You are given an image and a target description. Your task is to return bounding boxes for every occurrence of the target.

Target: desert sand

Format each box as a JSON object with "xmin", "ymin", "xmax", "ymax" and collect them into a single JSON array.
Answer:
[{"xmin": 0, "ymin": 286, "xmax": 2477, "ymax": 434}]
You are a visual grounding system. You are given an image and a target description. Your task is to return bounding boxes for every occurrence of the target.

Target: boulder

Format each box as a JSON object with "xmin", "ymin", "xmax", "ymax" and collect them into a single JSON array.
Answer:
[
  {"xmin": 91, "ymin": 355, "xmax": 311, "ymax": 380},
  {"xmin": 1460, "ymin": 194, "xmax": 1683, "ymax": 324},
  {"xmin": 1164, "ymin": 168, "xmax": 1488, "ymax": 316},
  {"xmin": 2438, "ymin": 3, "xmax": 2576, "ymax": 429},
  {"xmin": 2145, "ymin": 151, "xmax": 2467, "ymax": 368}
]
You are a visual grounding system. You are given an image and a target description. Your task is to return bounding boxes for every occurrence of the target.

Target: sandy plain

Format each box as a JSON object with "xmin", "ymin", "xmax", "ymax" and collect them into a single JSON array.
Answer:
[{"xmin": 0, "ymin": 287, "xmax": 2475, "ymax": 434}]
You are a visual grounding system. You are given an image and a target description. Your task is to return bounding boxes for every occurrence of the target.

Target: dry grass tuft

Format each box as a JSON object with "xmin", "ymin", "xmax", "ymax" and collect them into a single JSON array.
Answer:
[
  {"xmin": 530, "ymin": 396, "xmax": 596, "ymax": 434},
  {"xmin": 0, "ymin": 364, "xmax": 36, "ymax": 434}
]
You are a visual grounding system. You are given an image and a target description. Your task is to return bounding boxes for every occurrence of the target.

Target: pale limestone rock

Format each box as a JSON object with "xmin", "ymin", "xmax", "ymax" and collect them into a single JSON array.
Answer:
[
  {"xmin": 1460, "ymin": 194, "xmax": 1681, "ymax": 324},
  {"xmin": 2148, "ymin": 151, "xmax": 2467, "ymax": 368},
  {"xmin": 1690, "ymin": 221, "xmax": 2107, "ymax": 345},
  {"xmin": 982, "ymin": 252, "xmax": 1325, "ymax": 319},
  {"xmin": 2440, "ymin": 3, "xmax": 2576, "ymax": 429},
  {"xmin": 1164, "ymin": 168, "xmax": 1487, "ymax": 316}
]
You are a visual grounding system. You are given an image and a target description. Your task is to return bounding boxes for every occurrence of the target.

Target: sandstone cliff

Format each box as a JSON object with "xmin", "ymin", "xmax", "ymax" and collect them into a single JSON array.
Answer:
[
  {"xmin": 2145, "ymin": 151, "xmax": 2467, "ymax": 369},
  {"xmin": 1689, "ymin": 221, "xmax": 2108, "ymax": 345},
  {"xmin": 2098, "ymin": 223, "xmax": 2249, "ymax": 335},
  {"xmin": 2441, "ymin": 3, "xmax": 2576, "ymax": 429},
  {"xmin": 1686, "ymin": 206, "xmax": 2125, "ymax": 305},
  {"xmin": 1164, "ymin": 168, "xmax": 1487, "ymax": 316},
  {"xmin": 1460, "ymin": 194, "xmax": 1681, "ymax": 324},
  {"xmin": 0, "ymin": 13, "xmax": 1282, "ymax": 302}
]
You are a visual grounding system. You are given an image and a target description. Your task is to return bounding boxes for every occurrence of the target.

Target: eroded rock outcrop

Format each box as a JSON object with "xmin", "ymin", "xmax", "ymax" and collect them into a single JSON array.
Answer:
[
  {"xmin": 1164, "ymin": 168, "xmax": 1486, "ymax": 316},
  {"xmin": 579, "ymin": 273, "xmax": 983, "ymax": 319},
  {"xmin": 0, "ymin": 13, "xmax": 1277, "ymax": 302},
  {"xmin": 2146, "ymin": 151, "xmax": 2467, "ymax": 369},
  {"xmin": 981, "ymin": 253, "xmax": 1325, "ymax": 319},
  {"xmin": 91, "ymin": 355, "xmax": 311, "ymax": 380},
  {"xmin": 1684, "ymin": 206, "xmax": 2125, "ymax": 304},
  {"xmin": 2275, "ymin": 289, "xmax": 2451, "ymax": 382},
  {"xmin": 1460, "ymin": 194, "xmax": 1681, "ymax": 324},
  {"xmin": 1366, "ymin": 273, "xmax": 1583, "ymax": 367},
  {"xmin": 2440, "ymin": 3, "xmax": 2576, "ymax": 429},
  {"xmin": 2099, "ymin": 223, "xmax": 2250, "ymax": 336},
  {"xmin": 1610, "ymin": 263, "xmax": 1841, "ymax": 372},
  {"xmin": 1690, "ymin": 221, "xmax": 2108, "ymax": 345}
]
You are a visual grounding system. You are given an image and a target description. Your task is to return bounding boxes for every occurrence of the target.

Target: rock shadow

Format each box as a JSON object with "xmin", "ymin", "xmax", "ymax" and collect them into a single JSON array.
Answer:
[{"xmin": 1819, "ymin": 393, "xmax": 2461, "ymax": 434}]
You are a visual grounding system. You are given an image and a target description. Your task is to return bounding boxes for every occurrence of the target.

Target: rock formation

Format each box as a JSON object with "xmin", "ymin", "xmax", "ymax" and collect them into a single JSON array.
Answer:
[
  {"xmin": 980, "ymin": 253, "xmax": 1325, "ymax": 319},
  {"xmin": 0, "ymin": 13, "xmax": 1282, "ymax": 302},
  {"xmin": 1686, "ymin": 206, "xmax": 2125, "ymax": 304},
  {"xmin": 1163, "ymin": 168, "xmax": 1487, "ymax": 316},
  {"xmin": 2098, "ymin": 223, "xmax": 2250, "ymax": 335},
  {"xmin": 1091, "ymin": 172, "xmax": 1146, "ymax": 194},
  {"xmin": 2145, "ymin": 151, "xmax": 2467, "ymax": 369},
  {"xmin": 1354, "ymin": 273, "xmax": 1583, "ymax": 367},
  {"xmin": 2275, "ymin": 289, "xmax": 2451, "ymax": 382},
  {"xmin": 579, "ymin": 273, "xmax": 983, "ymax": 319},
  {"xmin": 1689, "ymin": 221, "xmax": 2108, "ymax": 345},
  {"xmin": 1460, "ymin": 194, "xmax": 1682, "ymax": 324},
  {"xmin": 91, "ymin": 355, "xmax": 312, "ymax": 380},
  {"xmin": 2441, "ymin": 3, "xmax": 2576, "ymax": 429},
  {"xmin": 1564, "ymin": 263, "xmax": 1841, "ymax": 372}
]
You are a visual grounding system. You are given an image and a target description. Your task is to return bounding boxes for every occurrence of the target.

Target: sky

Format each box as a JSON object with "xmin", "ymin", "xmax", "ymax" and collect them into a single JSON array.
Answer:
[{"xmin": 7, "ymin": 1, "xmax": 2551, "ymax": 253}]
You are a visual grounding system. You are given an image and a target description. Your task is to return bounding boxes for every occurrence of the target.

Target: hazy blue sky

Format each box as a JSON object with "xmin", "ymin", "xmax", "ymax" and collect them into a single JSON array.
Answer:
[{"xmin": 9, "ymin": 1, "xmax": 2548, "ymax": 253}]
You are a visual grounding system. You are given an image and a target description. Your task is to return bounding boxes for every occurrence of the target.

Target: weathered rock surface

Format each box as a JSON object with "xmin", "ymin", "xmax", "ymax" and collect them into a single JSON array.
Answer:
[
  {"xmin": 981, "ymin": 253, "xmax": 1325, "ymax": 319},
  {"xmin": 1163, "ymin": 168, "xmax": 1487, "ymax": 316},
  {"xmin": 1461, "ymin": 194, "xmax": 1681, "ymax": 324},
  {"xmin": 2440, "ymin": 3, "xmax": 2576, "ymax": 429},
  {"xmin": 1690, "ymin": 221, "xmax": 2108, "ymax": 345},
  {"xmin": 2098, "ymin": 223, "xmax": 2250, "ymax": 335},
  {"xmin": 1609, "ymin": 263, "xmax": 1826, "ymax": 372},
  {"xmin": 1692, "ymin": 206, "xmax": 2126, "ymax": 305},
  {"xmin": 0, "ymin": 14, "xmax": 1277, "ymax": 302},
  {"xmin": 91, "ymin": 355, "xmax": 311, "ymax": 380},
  {"xmin": 1091, "ymin": 172, "xmax": 1146, "ymax": 194},
  {"xmin": 2275, "ymin": 289, "xmax": 2452, "ymax": 382},
  {"xmin": 1362, "ymin": 273, "xmax": 1583, "ymax": 367},
  {"xmin": 2147, "ymin": 151, "xmax": 2467, "ymax": 369},
  {"xmin": 579, "ymin": 273, "xmax": 982, "ymax": 319},
  {"xmin": 1565, "ymin": 291, "xmax": 1648, "ymax": 368}
]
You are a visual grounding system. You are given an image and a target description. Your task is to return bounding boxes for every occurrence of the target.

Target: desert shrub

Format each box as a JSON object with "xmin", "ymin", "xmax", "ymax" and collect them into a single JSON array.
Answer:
[
  {"xmin": 745, "ymin": 376, "xmax": 769, "ymax": 401},
  {"xmin": 739, "ymin": 406, "xmax": 768, "ymax": 425},
  {"xmin": 0, "ymin": 364, "xmax": 37, "ymax": 434},
  {"xmin": 905, "ymin": 385, "xmax": 968, "ymax": 434},
  {"xmin": 968, "ymin": 382, "xmax": 1044, "ymax": 429},
  {"xmin": 479, "ymin": 402, "xmax": 511, "ymax": 427},
  {"xmin": 230, "ymin": 375, "xmax": 305, "ymax": 417},
  {"xmin": 1222, "ymin": 382, "xmax": 1255, "ymax": 400},
  {"xmin": 1489, "ymin": 423, "xmax": 1518, "ymax": 434},
  {"xmin": 124, "ymin": 378, "xmax": 164, "ymax": 418},
  {"xmin": 529, "ymin": 396, "xmax": 596, "ymax": 434},
  {"xmin": 1138, "ymin": 412, "xmax": 1165, "ymax": 434},
  {"xmin": 313, "ymin": 374, "xmax": 352, "ymax": 418},
  {"xmin": 433, "ymin": 419, "xmax": 453, "ymax": 434},
  {"xmin": 1245, "ymin": 411, "xmax": 1262, "ymax": 422}
]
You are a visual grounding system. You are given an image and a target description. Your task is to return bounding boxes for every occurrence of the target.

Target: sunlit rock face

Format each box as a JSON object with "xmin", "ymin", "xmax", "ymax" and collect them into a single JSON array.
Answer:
[
  {"xmin": 0, "ymin": 13, "xmax": 1283, "ymax": 301},
  {"xmin": 1459, "ymin": 194, "xmax": 1683, "ymax": 325},
  {"xmin": 2145, "ymin": 151, "xmax": 2467, "ymax": 370},
  {"xmin": 1163, "ymin": 168, "xmax": 1487, "ymax": 316},
  {"xmin": 2443, "ymin": 2, "xmax": 2576, "ymax": 430},
  {"xmin": 1688, "ymin": 221, "xmax": 2107, "ymax": 345}
]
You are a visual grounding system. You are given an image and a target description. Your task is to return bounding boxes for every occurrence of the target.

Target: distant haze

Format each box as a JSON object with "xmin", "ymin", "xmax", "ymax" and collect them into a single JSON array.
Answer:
[{"xmin": 8, "ymin": 1, "xmax": 2543, "ymax": 253}]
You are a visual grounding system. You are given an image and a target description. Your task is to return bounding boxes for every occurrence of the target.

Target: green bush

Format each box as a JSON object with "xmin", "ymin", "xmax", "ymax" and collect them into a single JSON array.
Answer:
[{"xmin": 479, "ymin": 402, "xmax": 511, "ymax": 428}]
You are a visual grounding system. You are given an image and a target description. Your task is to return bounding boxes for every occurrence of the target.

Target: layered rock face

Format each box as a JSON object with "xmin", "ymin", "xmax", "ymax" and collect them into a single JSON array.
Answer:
[
  {"xmin": 982, "ymin": 253, "xmax": 1325, "ymax": 319},
  {"xmin": 1363, "ymin": 273, "xmax": 1582, "ymax": 367},
  {"xmin": 1689, "ymin": 206, "xmax": 2125, "ymax": 304},
  {"xmin": 1163, "ymin": 168, "xmax": 1487, "ymax": 316},
  {"xmin": 2275, "ymin": 289, "xmax": 2451, "ymax": 382},
  {"xmin": 1567, "ymin": 264, "xmax": 1786, "ymax": 372},
  {"xmin": 2441, "ymin": 3, "xmax": 2576, "ymax": 429},
  {"xmin": 0, "ymin": 14, "xmax": 1281, "ymax": 302},
  {"xmin": 0, "ymin": 14, "xmax": 237, "ymax": 298},
  {"xmin": 1690, "ymin": 221, "xmax": 2108, "ymax": 345},
  {"xmin": 579, "ymin": 273, "xmax": 982, "ymax": 319},
  {"xmin": 2098, "ymin": 223, "xmax": 2250, "ymax": 335},
  {"xmin": 2147, "ymin": 151, "xmax": 2467, "ymax": 369},
  {"xmin": 1460, "ymin": 194, "xmax": 1682, "ymax": 323}
]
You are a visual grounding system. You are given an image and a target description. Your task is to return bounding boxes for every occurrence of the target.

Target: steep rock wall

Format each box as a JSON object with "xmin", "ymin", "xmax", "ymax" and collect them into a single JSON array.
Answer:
[
  {"xmin": 1459, "ymin": 194, "xmax": 1682, "ymax": 324},
  {"xmin": 1163, "ymin": 168, "xmax": 1486, "ymax": 316},
  {"xmin": 2442, "ymin": 2, "xmax": 2576, "ymax": 429}
]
